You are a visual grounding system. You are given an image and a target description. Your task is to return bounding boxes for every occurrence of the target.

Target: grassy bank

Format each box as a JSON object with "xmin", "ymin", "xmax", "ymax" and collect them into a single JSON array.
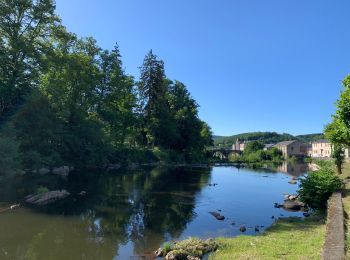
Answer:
[{"xmin": 210, "ymin": 215, "xmax": 326, "ymax": 260}]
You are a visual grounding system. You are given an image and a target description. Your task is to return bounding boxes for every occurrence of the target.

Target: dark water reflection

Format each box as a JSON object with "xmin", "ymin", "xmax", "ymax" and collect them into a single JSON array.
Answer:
[{"xmin": 0, "ymin": 164, "xmax": 307, "ymax": 259}]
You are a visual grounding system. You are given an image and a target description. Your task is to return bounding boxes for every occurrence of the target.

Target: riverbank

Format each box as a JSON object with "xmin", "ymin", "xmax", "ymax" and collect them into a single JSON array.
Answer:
[{"xmin": 210, "ymin": 214, "xmax": 326, "ymax": 259}]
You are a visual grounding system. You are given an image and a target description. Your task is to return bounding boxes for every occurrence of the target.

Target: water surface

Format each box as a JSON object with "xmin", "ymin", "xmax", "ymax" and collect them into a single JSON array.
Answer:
[{"xmin": 0, "ymin": 164, "xmax": 307, "ymax": 259}]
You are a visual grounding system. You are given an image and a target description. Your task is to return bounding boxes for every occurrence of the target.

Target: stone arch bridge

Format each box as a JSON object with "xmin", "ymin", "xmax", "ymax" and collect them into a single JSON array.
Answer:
[{"xmin": 210, "ymin": 148, "xmax": 242, "ymax": 160}]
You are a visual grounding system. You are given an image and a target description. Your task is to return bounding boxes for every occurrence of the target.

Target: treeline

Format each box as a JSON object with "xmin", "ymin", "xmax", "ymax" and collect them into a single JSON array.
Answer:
[
  {"xmin": 0, "ymin": 0, "xmax": 213, "ymax": 175},
  {"xmin": 214, "ymin": 132, "xmax": 324, "ymax": 148}
]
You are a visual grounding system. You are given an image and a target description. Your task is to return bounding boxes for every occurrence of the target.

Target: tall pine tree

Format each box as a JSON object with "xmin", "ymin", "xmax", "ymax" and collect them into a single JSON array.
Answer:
[{"xmin": 138, "ymin": 50, "xmax": 176, "ymax": 148}]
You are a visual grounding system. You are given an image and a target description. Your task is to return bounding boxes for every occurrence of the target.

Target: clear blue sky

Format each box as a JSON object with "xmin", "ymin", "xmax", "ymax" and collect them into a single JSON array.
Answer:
[{"xmin": 55, "ymin": 0, "xmax": 350, "ymax": 136}]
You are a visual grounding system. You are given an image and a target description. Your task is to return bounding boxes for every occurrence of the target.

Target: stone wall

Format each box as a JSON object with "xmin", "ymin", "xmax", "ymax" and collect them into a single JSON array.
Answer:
[{"xmin": 322, "ymin": 192, "xmax": 345, "ymax": 260}]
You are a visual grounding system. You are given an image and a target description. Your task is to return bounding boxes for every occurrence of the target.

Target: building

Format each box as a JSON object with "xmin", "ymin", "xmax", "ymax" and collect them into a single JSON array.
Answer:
[
  {"xmin": 264, "ymin": 144, "xmax": 275, "ymax": 151},
  {"xmin": 232, "ymin": 139, "xmax": 249, "ymax": 151},
  {"xmin": 273, "ymin": 140, "xmax": 306, "ymax": 157},
  {"xmin": 311, "ymin": 139, "xmax": 332, "ymax": 158}
]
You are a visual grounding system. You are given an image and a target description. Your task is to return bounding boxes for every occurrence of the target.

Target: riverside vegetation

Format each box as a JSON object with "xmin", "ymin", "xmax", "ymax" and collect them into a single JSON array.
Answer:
[
  {"xmin": 228, "ymin": 141, "xmax": 284, "ymax": 165},
  {"xmin": 0, "ymin": 0, "xmax": 213, "ymax": 180}
]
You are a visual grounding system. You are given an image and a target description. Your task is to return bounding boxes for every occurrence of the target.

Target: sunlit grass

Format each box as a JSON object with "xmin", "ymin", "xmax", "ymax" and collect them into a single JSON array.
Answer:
[{"xmin": 210, "ymin": 215, "xmax": 326, "ymax": 260}]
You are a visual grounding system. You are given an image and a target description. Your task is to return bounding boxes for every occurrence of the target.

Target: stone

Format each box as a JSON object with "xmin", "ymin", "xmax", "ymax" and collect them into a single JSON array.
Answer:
[
  {"xmin": 165, "ymin": 250, "xmax": 187, "ymax": 260},
  {"xmin": 240, "ymin": 226, "xmax": 247, "ymax": 232},
  {"xmin": 283, "ymin": 200, "xmax": 305, "ymax": 211},
  {"xmin": 288, "ymin": 180, "xmax": 297, "ymax": 185},
  {"xmin": 25, "ymin": 190, "xmax": 70, "ymax": 206},
  {"xmin": 52, "ymin": 166, "xmax": 70, "ymax": 177},
  {"xmin": 209, "ymin": 211, "xmax": 225, "ymax": 220},
  {"xmin": 38, "ymin": 168, "xmax": 50, "ymax": 175},
  {"xmin": 155, "ymin": 248, "xmax": 164, "ymax": 257},
  {"xmin": 288, "ymin": 195, "xmax": 298, "ymax": 200},
  {"xmin": 187, "ymin": 256, "xmax": 200, "ymax": 260},
  {"xmin": 79, "ymin": 191, "xmax": 87, "ymax": 196}
]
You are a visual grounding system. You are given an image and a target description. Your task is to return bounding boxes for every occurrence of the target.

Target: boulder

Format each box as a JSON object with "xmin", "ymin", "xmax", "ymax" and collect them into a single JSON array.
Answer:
[
  {"xmin": 283, "ymin": 200, "xmax": 305, "ymax": 211},
  {"xmin": 288, "ymin": 195, "xmax": 298, "ymax": 201},
  {"xmin": 52, "ymin": 166, "xmax": 70, "ymax": 177},
  {"xmin": 25, "ymin": 190, "xmax": 70, "ymax": 206},
  {"xmin": 165, "ymin": 250, "xmax": 187, "ymax": 260},
  {"xmin": 38, "ymin": 168, "xmax": 50, "ymax": 175},
  {"xmin": 288, "ymin": 180, "xmax": 297, "ymax": 185},
  {"xmin": 209, "ymin": 211, "xmax": 225, "ymax": 220},
  {"xmin": 187, "ymin": 256, "xmax": 200, "ymax": 260},
  {"xmin": 155, "ymin": 248, "xmax": 164, "ymax": 257}
]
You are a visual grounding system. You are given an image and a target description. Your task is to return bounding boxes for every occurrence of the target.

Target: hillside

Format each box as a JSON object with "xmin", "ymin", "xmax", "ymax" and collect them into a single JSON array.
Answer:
[{"xmin": 214, "ymin": 132, "xmax": 324, "ymax": 148}]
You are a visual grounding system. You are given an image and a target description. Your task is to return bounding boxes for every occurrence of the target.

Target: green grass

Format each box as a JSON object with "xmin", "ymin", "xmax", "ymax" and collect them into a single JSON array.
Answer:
[{"xmin": 210, "ymin": 216, "xmax": 326, "ymax": 260}]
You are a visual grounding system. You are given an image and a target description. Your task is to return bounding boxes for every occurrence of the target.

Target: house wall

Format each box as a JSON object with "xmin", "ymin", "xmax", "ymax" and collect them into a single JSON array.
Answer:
[
  {"xmin": 286, "ymin": 141, "xmax": 305, "ymax": 156},
  {"xmin": 311, "ymin": 142, "xmax": 332, "ymax": 158}
]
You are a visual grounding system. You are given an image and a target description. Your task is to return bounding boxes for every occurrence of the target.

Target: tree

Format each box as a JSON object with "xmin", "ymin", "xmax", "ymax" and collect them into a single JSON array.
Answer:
[
  {"xmin": 331, "ymin": 144, "xmax": 345, "ymax": 174},
  {"xmin": 11, "ymin": 90, "xmax": 63, "ymax": 169},
  {"xmin": 325, "ymin": 74, "xmax": 350, "ymax": 173},
  {"xmin": 0, "ymin": 0, "xmax": 58, "ymax": 118},
  {"xmin": 40, "ymin": 33, "xmax": 110, "ymax": 167},
  {"xmin": 325, "ymin": 75, "xmax": 350, "ymax": 146},
  {"xmin": 137, "ymin": 50, "xmax": 175, "ymax": 148},
  {"xmin": 97, "ymin": 45, "xmax": 137, "ymax": 146},
  {"xmin": 244, "ymin": 141, "xmax": 264, "ymax": 154}
]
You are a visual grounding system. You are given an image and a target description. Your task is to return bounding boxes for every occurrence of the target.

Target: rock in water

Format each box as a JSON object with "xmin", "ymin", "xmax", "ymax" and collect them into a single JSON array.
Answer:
[
  {"xmin": 52, "ymin": 166, "xmax": 70, "ymax": 177},
  {"xmin": 209, "ymin": 211, "xmax": 225, "ymax": 220},
  {"xmin": 25, "ymin": 190, "xmax": 70, "ymax": 206},
  {"xmin": 283, "ymin": 200, "xmax": 305, "ymax": 211},
  {"xmin": 155, "ymin": 248, "xmax": 163, "ymax": 257},
  {"xmin": 239, "ymin": 226, "xmax": 247, "ymax": 232}
]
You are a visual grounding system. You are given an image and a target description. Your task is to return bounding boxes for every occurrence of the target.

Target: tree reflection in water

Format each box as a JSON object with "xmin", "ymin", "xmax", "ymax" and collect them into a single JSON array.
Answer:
[{"xmin": 0, "ymin": 167, "xmax": 211, "ymax": 259}]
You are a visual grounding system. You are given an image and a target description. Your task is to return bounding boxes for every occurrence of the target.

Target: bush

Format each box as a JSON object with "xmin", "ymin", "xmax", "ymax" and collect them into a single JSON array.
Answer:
[
  {"xmin": 298, "ymin": 167, "xmax": 342, "ymax": 209},
  {"xmin": 36, "ymin": 186, "xmax": 49, "ymax": 195},
  {"xmin": 0, "ymin": 136, "xmax": 21, "ymax": 177}
]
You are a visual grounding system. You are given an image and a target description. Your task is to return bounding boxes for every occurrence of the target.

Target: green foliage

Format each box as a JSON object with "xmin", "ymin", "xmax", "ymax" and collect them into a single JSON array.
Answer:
[
  {"xmin": 0, "ymin": 0, "xmax": 58, "ymax": 119},
  {"xmin": 214, "ymin": 132, "xmax": 324, "ymax": 148},
  {"xmin": 162, "ymin": 242, "xmax": 172, "ymax": 253},
  {"xmin": 237, "ymin": 144, "xmax": 283, "ymax": 164},
  {"xmin": 0, "ymin": 136, "xmax": 21, "ymax": 176},
  {"xmin": 36, "ymin": 186, "xmax": 49, "ymax": 195},
  {"xmin": 0, "ymin": 1, "xmax": 213, "ymax": 171},
  {"xmin": 332, "ymin": 144, "xmax": 345, "ymax": 174},
  {"xmin": 298, "ymin": 167, "xmax": 342, "ymax": 209},
  {"xmin": 325, "ymin": 74, "xmax": 350, "ymax": 147},
  {"xmin": 244, "ymin": 141, "xmax": 264, "ymax": 154},
  {"xmin": 10, "ymin": 91, "xmax": 63, "ymax": 169}
]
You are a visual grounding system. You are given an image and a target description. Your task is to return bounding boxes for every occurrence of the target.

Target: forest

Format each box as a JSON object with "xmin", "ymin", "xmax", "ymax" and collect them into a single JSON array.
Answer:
[
  {"xmin": 0, "ymin": 0, "xmax": 213, "ymax": 177},
  {"xmin": 214, "ymin": 132, "xmax": 325, "ymax": 148}
]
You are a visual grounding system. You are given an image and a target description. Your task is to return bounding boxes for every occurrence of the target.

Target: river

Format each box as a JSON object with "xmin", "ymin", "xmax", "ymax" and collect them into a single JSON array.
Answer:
[{"xmin": 0, "ymin": 163, "xmax": 307, "ymax": 259}]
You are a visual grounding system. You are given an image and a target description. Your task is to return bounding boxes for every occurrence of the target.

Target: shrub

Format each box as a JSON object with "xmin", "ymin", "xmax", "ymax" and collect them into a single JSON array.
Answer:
[
  {"xmin": 162, "ymin": 242, "xmax": 172, "ymax": 254},
  {"xmin": 298, "ymin": 167, "xmax": 342, "ymax": 209},
  {"xmin": 36, "ymin": 186, "xmax": 49, "ymax": 195},
  {"xmin": 0, "ymin": 136, "xmax": 21, "ymax": 177}
]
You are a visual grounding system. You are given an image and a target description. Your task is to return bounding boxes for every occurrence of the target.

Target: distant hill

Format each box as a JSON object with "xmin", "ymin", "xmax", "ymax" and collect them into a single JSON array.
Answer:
[{"xmin": 213, "ymin": 132, "xmax": 324, "ymax": 148}]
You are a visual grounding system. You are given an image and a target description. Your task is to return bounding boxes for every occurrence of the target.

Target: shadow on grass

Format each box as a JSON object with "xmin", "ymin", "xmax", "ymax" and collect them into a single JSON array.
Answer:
[{"xmin": 263, "ymin": 213, "xmax": 326, "ymax": 235}]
